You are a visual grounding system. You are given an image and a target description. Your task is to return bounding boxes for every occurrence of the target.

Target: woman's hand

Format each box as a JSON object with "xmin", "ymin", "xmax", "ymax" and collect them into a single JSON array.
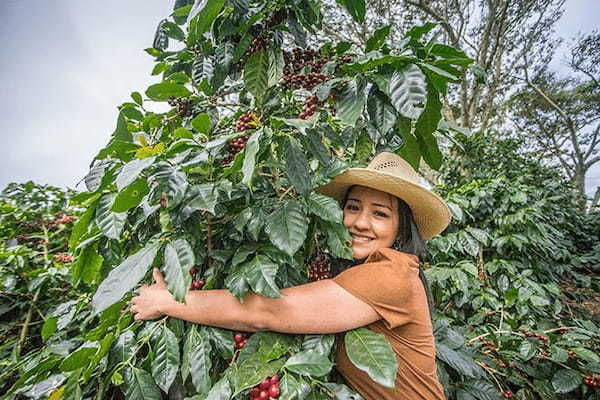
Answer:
[{"xmin": 130, "ymin": 268, "xmax": 175, "ymax": 320}]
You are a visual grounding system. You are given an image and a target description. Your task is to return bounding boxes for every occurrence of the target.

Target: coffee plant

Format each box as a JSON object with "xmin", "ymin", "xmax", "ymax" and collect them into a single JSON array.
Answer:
[
  {"xmin": 0, "ymin": 182, "xmax": 80, "ymax": 395},
  {"xmin": 1, "ymin": 1, "xmax": 598, "ymax": 400}
]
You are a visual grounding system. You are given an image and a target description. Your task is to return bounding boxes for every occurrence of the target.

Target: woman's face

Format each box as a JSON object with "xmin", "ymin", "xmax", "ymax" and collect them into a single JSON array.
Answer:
[{"xmin": 343, "ymin": 185, "xmax": 400, "ymax": 260}]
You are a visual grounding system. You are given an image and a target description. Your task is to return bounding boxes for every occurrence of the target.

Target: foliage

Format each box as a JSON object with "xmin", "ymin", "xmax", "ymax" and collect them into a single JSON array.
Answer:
[
  {"xmin": 426, "ymin": 131, "xmax": 600, "ymax": 399},
  {"xmin": 1, "ymin": 2, "xmax": 599, "ymax": 400},
  {"xmin": 0, "ymin": 182, "xmax": 80, "ymax": 395}
]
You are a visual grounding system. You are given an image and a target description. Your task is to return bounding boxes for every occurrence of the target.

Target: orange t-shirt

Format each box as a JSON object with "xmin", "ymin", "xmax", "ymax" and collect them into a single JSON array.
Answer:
[{"xmin": 332, "ymin": 248, "xmax": 445, "ymax": 400}]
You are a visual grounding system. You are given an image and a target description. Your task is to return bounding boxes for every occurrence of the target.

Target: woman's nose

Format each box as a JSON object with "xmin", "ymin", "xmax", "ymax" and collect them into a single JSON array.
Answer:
[{"xmin": 352, "ymin": 210, "xmax": 370, "ymax": 230}]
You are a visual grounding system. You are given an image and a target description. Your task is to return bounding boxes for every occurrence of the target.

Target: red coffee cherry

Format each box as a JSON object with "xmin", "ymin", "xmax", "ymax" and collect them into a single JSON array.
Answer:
[
  {"xmin": 307, "ymin": 252, "xmax": 331, "ymax": 281},
  {"xmin": 268, "ymin": 385, "xmax": 280, "ymax": 398},
  {"xmin": 502, "ymin": 390, "xmax": 513, "ymax": 399}
]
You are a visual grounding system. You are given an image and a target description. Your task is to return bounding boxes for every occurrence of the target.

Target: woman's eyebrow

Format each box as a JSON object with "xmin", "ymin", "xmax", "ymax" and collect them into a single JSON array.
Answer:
[{"xmin": 371, "ymin": 202, "xmax": 392, "ymax": 211}]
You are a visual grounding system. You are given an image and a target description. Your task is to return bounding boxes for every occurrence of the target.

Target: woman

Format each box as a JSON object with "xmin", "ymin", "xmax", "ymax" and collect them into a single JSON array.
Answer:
[{"xmin": 131, "ymin": 152, "xmax": 450, "ymax": 400}]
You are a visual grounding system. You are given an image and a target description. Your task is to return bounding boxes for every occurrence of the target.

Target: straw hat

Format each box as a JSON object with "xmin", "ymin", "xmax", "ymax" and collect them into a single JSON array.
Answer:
[{"xmin": 318, "ymin": 152, "xmax": 450, "ymax": 239}]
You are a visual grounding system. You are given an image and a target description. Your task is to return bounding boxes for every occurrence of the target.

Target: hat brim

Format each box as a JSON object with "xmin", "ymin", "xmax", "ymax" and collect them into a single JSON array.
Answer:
[{"xmin": 317, "ymin": 168, "xmax": 450, "ymax": 239}]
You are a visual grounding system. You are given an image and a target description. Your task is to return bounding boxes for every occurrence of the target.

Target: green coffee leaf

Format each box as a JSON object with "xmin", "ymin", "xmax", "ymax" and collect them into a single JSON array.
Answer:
[
  {"xmin": 244, "ymin": 50, "xmax": 269, "ymax": 102},
  {"xmin": 125, "ymin": 367, "xmax": 162, "ymax": 400},
  {"xmin": 552, "ymin": 369, "xmax": 580, "ymax": 394},
  {"xmin": 306, "ymin": 193, "xmax": 343, "ymax": 223},
  {"xmin": 152, "ymin": 325, "xmax": 180, "ymax": 393},
  {"xmin": 146, "ymin": 82, "xmax": 191, "ymax": 101},
  {"xmin": 345, "ymin": 328, "xmax": 398, "ymax": 388},
  {"xmin": 60, "ymin": 347, "xmax": 98, "ymax": 372},
  {"xmin": 265, "ymin": 200, "xmax": 308, "ymax": 257},
  {"xmin": 96, "ymin": 194, "xmax": 127, "ymax": 240},
  {"xmin": 163, "ymin": 238, "xmax": 194, "ymax": 302},
  {"xmin": 388, "ymin": 64, "xmax": 427, "ymax": 120},
  {"xmin": 92, "ymin": 241, "xmax": 161, "ymax": 313},
  {"xmin": 284, "ymin": 350, "xmax": 334, "ymax": 377},
  {"xmin": 182, "ymin": 326, "xmax": 212, "ymax": 394},
  {"xmin": 112, "ymin": 179, "xmax": 149, "ymax": 213},
  {"xmin": 285, "ymin": 137, "xmax": 312, "ymax": 197},
  {"xmin": 367, "ymin": 87, "xmax": 397, "ymax": 135},
  {"xmin": 71, "ymin": 243, "xmax": 103, "ymax": 285},
  {"xmin": 336, "ymin": 0, "xmax": 366, "ymax": 23},
  {"xmin": 242, "ymin": 130, "xmax": 262, "ymax": 187},
  {"xmin": 116, "ymin": 157, "xmax": 156, "ymax": 191},
  {"xmin": 336, "ymin": 77, "xmax": 366, "ymax": 126}
]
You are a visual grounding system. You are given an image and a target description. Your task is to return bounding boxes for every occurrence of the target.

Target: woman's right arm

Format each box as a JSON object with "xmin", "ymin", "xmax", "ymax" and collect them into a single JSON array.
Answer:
[{"xmin": 131, "ymin": 268, "xmax": 380, "ymax": 334}]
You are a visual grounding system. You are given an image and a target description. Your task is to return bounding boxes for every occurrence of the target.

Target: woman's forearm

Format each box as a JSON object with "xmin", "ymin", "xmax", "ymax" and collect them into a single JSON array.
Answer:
[{"xmin": 160, "ymin": 289, "xmax": 270, "ymax": 332}]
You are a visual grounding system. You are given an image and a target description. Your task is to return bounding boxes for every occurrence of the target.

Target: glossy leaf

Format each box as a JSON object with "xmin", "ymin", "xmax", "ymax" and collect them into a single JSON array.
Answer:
[
  {"xmin": 182, "ymin": 326, "xmax": 212, "ymax": 394},
  {"xmin": 306, "ymin": 193, "xmax": 343, "ymax": 223},
  {"xmin": 366, "ymin": 25, "xmax": 391, "ymax": 52},
  {"xmin": 92, "ymin": 242, "xmax": 161, "ymax": 313},
  {"xmin": 285, "ymin": 137, "xmax": 312, "ymax": 197},
  {"xmin": 244, "ymin": 50, "xmax": 269, "ymax": 102},
  {"xmin": 345, "ymin": 328, "xmax": 398, "ymax": 388},
  {"xmin": 552, "ymin": 369, "xmax": 580, "ymax": 394},
  {"xmin": 116, "ymin": 157, "xmax": 156, "ymax": 191},
  {"xmin": 125, "ymin": 367, "xmax": 162, "ymax": 400},
  {"xmin": 152, "ymin": 325, "xmax": 180, "ymax": 393},
  {"xmin": 284, "ymin": 350, "xmax": 334, "ymax": 377},
  {"xmin": 368, "ymin": 87, "xmax": 397, "ymax": 135},
  {"xmin": 112, "ymin": 179, "xmax": 149, "ymax": 213},
  {"xmin": 95, "ymin": 193, "xmax": 127, "ymax": 240},
  {"xmin": 151, "ymin": 162, "xmax": 188, "ymax": 208},
  {"xmin": 163, "ymin": 238, "xmax": 194, "ymax": 302},
  {"xmin": 336, "ymin": 0, "xmax": 366, "ymax": 23},
  {"xmin": 206, "ymin": 376, "xmax": 232, "ymax": 400},
  {"xmin": 59, "ymin": 347, "xmax": 98, "ymax": 372},
  {"xmin": 302, "ymin": 334, "xmax": 336, "ymax": 357},
  {"xmin": 187, "ymin": 0, "xmax": 226, "ymax": 31},
  {"xmin": 152, "ymin": 19, "xmax": 169, "ymax": 50},
  {"xmin": 186, "ymin": 183, "xmax": 218, "ymax": 215},
  {"xmin": 388, "ymin": 65, "xmax": 427, "ymax": 120},
  {"xmin": 265, "ymin": 200, "xmax": 308, "ymax": 257},
  {"xmin": 71, "ymin": 243, "xmax": 103, "ymax": 285},
  {"xmin": 146, "ymin": 82, "xmax": 191, "ymax": 101},
  {"xmin": 336, "ymin": 77, "xmax": 366, "ymax": 126},
  {"xmin": 242, "ymin": 130, "xmax": 262, "ymax": 187}
]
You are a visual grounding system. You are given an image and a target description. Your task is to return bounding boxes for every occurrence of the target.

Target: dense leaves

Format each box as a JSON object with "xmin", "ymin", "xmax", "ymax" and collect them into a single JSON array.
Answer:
[{"xmin": 2, "ymin": 1, "xmax": 598, "ymax": 400}]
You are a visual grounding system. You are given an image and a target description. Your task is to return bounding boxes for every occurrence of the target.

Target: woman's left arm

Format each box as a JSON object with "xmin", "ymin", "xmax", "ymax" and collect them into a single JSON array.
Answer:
[{"xmin": 131, "ymin": 268, "xmax": 379, "ymax": 334}]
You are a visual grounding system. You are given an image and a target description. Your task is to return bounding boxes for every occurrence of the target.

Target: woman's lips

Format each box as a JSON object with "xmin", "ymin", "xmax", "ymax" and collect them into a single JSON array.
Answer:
[{"xmin": 351, "ymin": 234, "xmax": 374, "ymax": 243}]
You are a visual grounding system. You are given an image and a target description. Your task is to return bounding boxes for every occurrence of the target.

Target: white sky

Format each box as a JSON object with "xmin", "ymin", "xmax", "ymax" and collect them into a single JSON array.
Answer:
[{"xmin": 0, "ymin": 0, "xmax": 598, "ymax": 198}]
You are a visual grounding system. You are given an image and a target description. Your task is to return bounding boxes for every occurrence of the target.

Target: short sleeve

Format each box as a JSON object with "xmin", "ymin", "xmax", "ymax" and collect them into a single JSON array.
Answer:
[{"xmin": 332, "ymin": 249, "xmax": 421, "ymax": 329}]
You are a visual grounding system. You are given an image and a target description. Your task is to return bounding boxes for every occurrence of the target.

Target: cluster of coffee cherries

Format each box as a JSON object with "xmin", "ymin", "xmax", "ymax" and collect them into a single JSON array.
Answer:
[
  {"xmin": 299, "ymin": 95, "xmax": 323, "ymax": 119},
  {"xmin": 583, "ymin": 375, "xmax": 600, "ymax": 388},
  {"xmin": 282, "ymin": 48, "xmax": 329, "ymax": 91},
  {"xmin": 522, "ymin": 331, "xmax": 549, "ymax": 342},
  {"xmin": 502, "ymin": 390, "xmax": 513, "ymax": 399},
  {"xmin": 54, "ymin": 253, "xmax": 73, "ymax": 264},
  {"xmin": 16, "ymin": 234, "xmax": 45, "ymax": 247},
  {"xmin": 222, "ymin": 112, "xmax": 257, "ymax": 164},
  {"xmin": 167, "ymin": 96, "xmax": 193, "ymax": 118},
  {"xmin": 307, "ymin": 253, "xmax": 331, "ymax": 282},
  {"xmin": 234, "ymin": 332, "xmax": 249, "ymax": 350},
  {"xmin": 248, "ymin": 375, "xmax": 280, "ymax": 399},
  {"xmin": 245, "ymin": 35, "xmax": 270, "ymax": 58},
  {"xmin": 189, "ymin": 267, "xmax": 205, "ymax": 290}
]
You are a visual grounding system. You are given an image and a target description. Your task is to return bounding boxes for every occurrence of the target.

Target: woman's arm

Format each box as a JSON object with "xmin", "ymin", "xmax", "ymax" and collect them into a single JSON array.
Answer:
[{"xmin": 131, "ymin": 268, "xmax": 380, "ymax": 334}]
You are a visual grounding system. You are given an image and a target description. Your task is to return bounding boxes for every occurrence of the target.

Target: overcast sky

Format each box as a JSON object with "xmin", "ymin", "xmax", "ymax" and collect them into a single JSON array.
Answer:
[{"xmin": 1, "ymin": 1, "xmax": 599, "ymax": 198}]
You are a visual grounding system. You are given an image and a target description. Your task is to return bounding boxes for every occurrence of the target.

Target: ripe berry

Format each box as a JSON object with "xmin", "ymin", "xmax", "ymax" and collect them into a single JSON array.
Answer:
[
  {"xmin": 269, "ymin": 375, "xmax": 279, "ymax": 385},
  {"xmin": 259, "ymin": 379, "xmax": 270, "ymax": 390},
  {"xmin": 250, "ymin": 388, "xmax": 260, "ymax": 398},
  {"xmin": 502, "ymin": 390, "xmax": 513, "ymax": 399},
  {"xmin": 234, "ymin": 333, "xmax": 244, "ymax": 343},
  {"xmin": 191, "ymin": 280, "xmax": 204, "ymax": 290},
  {"xmin": 54, "ymin": 253, "xmax": 73, "ymax": 263},
  {"xmin": 258, "ymin": 391, "xmax": 269, "ymax": 400},
  {"xmin": 268, "ymin": 385, "xmax": 280, "ymax": 398}
]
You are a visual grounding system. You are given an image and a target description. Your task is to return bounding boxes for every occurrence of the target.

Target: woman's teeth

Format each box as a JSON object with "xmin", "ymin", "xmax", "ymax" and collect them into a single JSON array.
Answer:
[{"xmin": 352, "ymin": 235, "xmax": 372, "ymax": 242}]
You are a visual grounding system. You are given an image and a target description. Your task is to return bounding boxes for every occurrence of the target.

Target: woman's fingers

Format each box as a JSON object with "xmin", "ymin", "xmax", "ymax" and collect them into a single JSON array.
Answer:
[{"xmin": 153, "ymin": 268, "xmax": 167, "ymax": 287}]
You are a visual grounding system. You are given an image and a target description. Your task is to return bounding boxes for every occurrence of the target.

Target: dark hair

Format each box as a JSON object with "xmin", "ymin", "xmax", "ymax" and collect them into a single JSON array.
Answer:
[{"xmin": 334, "ymin": 185, "xmax": 435, "ymax": 319}]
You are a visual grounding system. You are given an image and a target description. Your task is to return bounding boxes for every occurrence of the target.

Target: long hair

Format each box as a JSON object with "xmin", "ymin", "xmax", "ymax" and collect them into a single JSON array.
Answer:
[{"xmin": 332, "ymin": 186, "xmax": 435, "ymax": 319}]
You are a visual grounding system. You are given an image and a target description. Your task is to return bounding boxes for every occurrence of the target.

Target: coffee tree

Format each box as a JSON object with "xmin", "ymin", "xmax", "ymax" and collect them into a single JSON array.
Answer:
[
  {"xmin": 0, "ymin": 183, "xmax": 79, "ymax": 395},
  {"xmin": 3, "ymin": 0, "xmax": 496, "ymax": 399},
  {"xmin": 427, "ymin": 132, "xmax": 600, "ymax": 399}
]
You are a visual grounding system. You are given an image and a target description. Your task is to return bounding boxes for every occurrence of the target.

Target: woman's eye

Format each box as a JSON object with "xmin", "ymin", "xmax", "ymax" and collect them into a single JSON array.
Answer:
[
  {"xmin": 374, "ymin": 210, "xmax": 389, "ymax": 218},
  {"xmin": 345, "ymin": 204, "xmax": 359, "ymax": 211}
]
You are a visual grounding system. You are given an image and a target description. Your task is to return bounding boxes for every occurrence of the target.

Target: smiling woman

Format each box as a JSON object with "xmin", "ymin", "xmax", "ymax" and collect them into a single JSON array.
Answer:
[{"xmin": 131, "ymin": 152, "xmax": 451, "ymax": 400}]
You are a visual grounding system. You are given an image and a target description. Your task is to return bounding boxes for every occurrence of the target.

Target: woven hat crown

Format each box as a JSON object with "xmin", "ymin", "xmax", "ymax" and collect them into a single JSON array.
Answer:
[{"xmin": 368, "ymin": 153, "xmax": 420, "ymax": 185}]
